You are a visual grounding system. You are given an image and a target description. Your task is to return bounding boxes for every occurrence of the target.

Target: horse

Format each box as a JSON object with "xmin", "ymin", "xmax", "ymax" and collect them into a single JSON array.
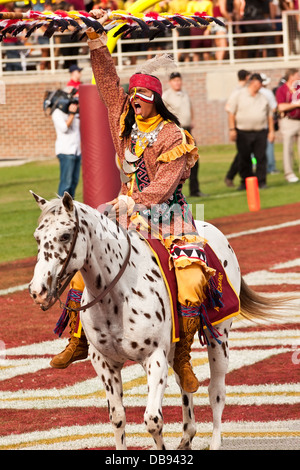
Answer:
[{"xmin": 28, "ymin": 191, "xmax": 281, "ymax": 450}]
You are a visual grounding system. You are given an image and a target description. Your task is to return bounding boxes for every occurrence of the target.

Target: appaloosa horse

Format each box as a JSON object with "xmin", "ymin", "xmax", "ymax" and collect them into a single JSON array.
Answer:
[{"xmin": 29, "ymin": 192, "xmax": 279, "ymax": 450}]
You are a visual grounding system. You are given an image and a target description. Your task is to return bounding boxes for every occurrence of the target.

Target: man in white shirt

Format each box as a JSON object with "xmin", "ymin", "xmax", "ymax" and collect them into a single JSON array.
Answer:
[
  {"xmin": 224, "ymin": 69, "xmax": 251, "ymax": 186},
  {"xmin": 51, "ymin": 99, "xmax": 81, "ymax": 198},
  {"xmin": 227, "ymin": 73, "xmax": 274, "ymax": 189},
  {"xmin": 163, "ymin": 72, "xmax": 206, "ymax": 197}
]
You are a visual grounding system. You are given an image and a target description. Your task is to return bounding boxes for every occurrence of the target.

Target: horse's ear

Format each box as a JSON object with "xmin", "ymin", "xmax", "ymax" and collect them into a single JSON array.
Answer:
[
  {"xmin": 30, "ymin": 190, "xmax": 48, "ymax": 209},
  {"xmin": 62, "ymin": 192, "xmax": 74, "ymax": 213}
]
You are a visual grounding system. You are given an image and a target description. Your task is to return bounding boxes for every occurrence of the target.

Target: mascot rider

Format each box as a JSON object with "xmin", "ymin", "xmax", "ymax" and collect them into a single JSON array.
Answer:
[{"xmin": 50, "ymin": 9, "xmax": 222, "ymax": 394}]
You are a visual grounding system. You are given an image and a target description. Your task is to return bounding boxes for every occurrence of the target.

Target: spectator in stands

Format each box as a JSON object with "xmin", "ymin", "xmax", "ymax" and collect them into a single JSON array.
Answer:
[
  {"xmin": 270, "ymin": 0, "xmax": 284, "ymax": 57},
  {"xmin": 119, "ymin": 0, "xmax": 141, "ymax": 65},
  {"xmin": 37, "ymin": 29, "xmax": 51, "ymax": 71},
  {"xmin": 163, "ymin": 71, "xmax": 207, "ymax": 197},
  {"xmin": 3, "ymin": 34, "xmax": 23, "ymax": 71},
  {"xmin": 67, "ymin": 64, "xmax": 83, "ymax": 91},
  {"xmin": 165, "ymin": 0, "xmax": 191, "ymax": 63},
  {"xmin": 36, "ymin": 1, "xmax": 54, "ymax": 71},
  {"xmin": 52, "ymin": 100, "xmax": 81, "ymax": 198},
  {"xmin": 210, "ymin": 0, "xmax": 230, "ymax": 61},
  {"xmin": 227, "ymin": 73, "xmax": 274, "ymax": 190},
  {"xmin": 187, "ymin": 0, "xmax": 213, "ymax": 62},
  {"xmin": 57, "ymin": 1, "xmax": 80, "ymax": 69},
  {"xmin": 93, "ymin": 0, "xmax": 119, "ymax": 11},
  {"xmin": 224, "ymin": 69, "xmax": 251, "ymax": 186},
  {"xmin": 2, "ymin": 3, "xmax": 23, "ymax": 72},
  {"xmin": 64, "ymin": 0, "xmax": 85, "ymax": 9},
  {"xmin": 233, "ymin": 0, "xmax": 248, "ymax": 59},
  {"xmin": 241, "ymin": 0, "xmax": 273, "ymax": 59},
  {"xmin": 276, "ymin": 68, "xmax": 300, "ymax": 183}
]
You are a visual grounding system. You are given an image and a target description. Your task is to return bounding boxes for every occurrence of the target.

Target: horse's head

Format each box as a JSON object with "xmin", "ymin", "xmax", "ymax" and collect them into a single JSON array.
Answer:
[{"xmin": 29, "ymin": 191, "xmax": 84, "ymax": 309}]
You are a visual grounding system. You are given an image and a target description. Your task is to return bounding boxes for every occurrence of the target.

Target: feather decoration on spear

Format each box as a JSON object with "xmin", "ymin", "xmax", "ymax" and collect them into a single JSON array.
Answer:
[
  {"xmin": 0, "ymin": 9, "xmax": 225, "ymax": 41},
  {"xmin": 135, "ymin": 52, "xmax": 176, "ymax": 75}
]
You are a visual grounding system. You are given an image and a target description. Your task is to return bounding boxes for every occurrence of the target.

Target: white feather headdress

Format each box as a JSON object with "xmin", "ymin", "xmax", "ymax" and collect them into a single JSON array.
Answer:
[{"xmin": 135, "ymin": 53, "xmax": 177, "ymax": 76}]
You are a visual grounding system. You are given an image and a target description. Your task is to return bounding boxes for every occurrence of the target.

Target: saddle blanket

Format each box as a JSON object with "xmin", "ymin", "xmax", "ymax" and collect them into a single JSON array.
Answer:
[{"xmin": 140, "ymin": 234, "xmax": 240, "ymax": 343}]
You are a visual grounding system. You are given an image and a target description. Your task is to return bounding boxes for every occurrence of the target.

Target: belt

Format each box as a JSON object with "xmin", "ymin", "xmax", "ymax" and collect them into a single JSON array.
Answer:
[{"xmin": 236, "ymin": 128, "xmax": 266, "ymax": 133}]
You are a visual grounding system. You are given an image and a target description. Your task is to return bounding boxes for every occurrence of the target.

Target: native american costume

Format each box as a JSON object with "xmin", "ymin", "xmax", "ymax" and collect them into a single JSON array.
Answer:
[
  {"xmin": 52, "ymin": 31, "xmax": 223, "ymax": 393},
  {"xmin": 88, "ymin": 33, "xmax": 218, "ymax": 300}
]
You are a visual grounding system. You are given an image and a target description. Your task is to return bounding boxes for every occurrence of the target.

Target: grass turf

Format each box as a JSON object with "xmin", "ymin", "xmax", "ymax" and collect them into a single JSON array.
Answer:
[{"xmin": 0, "ymin": 143, "xmax": 299, "ymax": 263}]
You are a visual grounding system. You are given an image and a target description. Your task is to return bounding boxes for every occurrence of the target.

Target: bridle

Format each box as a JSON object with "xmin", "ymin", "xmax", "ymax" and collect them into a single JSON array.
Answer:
[{"xmin": 41, "ymin": 206, "xmax": 132, "ymax": 312}]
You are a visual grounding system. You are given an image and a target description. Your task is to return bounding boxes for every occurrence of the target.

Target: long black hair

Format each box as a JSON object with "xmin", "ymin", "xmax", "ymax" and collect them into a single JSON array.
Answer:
[{"xmin": 122, "ymin": 89, "xmax": 181, "ymax": 138}]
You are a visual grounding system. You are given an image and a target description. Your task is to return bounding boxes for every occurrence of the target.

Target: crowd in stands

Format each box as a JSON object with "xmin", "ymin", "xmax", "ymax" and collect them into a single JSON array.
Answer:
[{"xmin": 0, "ymin": 0, "xmax": 300, "ymax": 71}]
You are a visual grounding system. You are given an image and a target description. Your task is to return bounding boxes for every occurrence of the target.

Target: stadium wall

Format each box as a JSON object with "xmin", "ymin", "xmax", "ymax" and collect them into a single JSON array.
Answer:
[{"xmin": 0, "ymin": 63, "xmax": 293, "ymax": 160}]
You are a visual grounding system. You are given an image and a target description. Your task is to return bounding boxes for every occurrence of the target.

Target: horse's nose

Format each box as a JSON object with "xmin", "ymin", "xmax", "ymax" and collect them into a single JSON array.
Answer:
[{"xmin": 29, "ymin": 283, "xmax": 48, "ymax": 304}]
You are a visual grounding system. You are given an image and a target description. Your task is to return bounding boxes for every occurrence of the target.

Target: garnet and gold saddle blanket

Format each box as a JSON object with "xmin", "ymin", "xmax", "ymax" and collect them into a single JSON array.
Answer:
[
  {"xmin": 140, "ymin": 233, "xmax": 240, "ymax": 343},
  {"xmin": 55, "ymin": 230, "xmax": 240, "ymax": 345}
]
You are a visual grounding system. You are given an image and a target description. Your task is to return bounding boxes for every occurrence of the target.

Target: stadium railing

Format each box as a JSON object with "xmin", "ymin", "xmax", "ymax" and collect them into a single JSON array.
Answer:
[{"xmin": 0, "ymin": 10, "xmax": 299, "ymax": 76}]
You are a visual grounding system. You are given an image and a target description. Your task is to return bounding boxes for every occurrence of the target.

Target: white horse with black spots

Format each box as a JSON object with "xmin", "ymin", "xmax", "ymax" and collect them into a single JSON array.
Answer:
[{"xmin": 29, "ymin": 192, "xmax": 281, "ymax": 450}]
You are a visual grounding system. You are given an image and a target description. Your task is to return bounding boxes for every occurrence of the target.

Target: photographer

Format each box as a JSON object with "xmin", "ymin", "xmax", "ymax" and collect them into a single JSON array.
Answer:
[{"xmin": 51, "ymin": 93, "xmax": 81, "ymax": 198}]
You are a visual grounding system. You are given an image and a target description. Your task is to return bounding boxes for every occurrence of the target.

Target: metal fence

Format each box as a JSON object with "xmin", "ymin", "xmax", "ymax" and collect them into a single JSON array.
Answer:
[{"xmin": 1, "ymin": 10, "xmax": 300, "ymax": 76}]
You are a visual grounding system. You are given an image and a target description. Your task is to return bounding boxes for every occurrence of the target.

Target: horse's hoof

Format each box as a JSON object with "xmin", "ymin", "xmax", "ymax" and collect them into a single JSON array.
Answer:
[{"xmin": 177, "ymin": 438, "xmax": 192, "ymax": 450}]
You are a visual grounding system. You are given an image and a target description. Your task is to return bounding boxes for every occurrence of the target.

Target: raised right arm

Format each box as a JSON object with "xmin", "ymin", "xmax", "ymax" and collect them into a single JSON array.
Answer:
[
  {"xmin": 86, "ymin": 9, "xmax": 129, "ymax": 124},
  {"xmin": 88, "ymin": 36, "xmax": 128, "ymax": 115}
]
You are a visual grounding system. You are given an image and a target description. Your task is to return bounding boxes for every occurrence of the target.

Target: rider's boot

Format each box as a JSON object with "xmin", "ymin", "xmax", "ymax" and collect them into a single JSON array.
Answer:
[
  {"xmin": 50, "ymin": 309, "xmax": 89, "ymax": 369},
  {"xmin": 173, "ymin": 314, "xmax": 200, "ymax": 393}
]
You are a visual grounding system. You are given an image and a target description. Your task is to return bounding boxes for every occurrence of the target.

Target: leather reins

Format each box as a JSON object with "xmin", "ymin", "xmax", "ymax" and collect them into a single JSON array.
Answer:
[{"xmin": 41, "ymin": 206, "xmax": 132, "ymax": 312}]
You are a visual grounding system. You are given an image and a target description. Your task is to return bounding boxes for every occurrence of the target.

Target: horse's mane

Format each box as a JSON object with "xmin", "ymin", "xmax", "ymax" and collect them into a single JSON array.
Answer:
[{"xmin": 37, "ymin": 197, "xmax": 126, "ymax": 239}]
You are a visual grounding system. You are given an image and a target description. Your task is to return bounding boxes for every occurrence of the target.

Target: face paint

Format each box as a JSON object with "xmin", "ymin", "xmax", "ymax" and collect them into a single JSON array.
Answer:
[
  {"xmin": 130, "ymin": 87, "xmax": 137, "ymax": 101},
  {"xmin": 129, "ymin": 87, "xmax": 157, "ymax": 118},
  {"xmin": 130, "ymin": 90, "xmax": 154, "ymax": 104}
]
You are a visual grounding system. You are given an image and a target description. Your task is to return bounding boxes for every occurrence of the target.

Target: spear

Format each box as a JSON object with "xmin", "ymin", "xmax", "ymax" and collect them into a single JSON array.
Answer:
[{"xmin": 0, "ymin": 9, "xmax": 224, "ymax": 41}]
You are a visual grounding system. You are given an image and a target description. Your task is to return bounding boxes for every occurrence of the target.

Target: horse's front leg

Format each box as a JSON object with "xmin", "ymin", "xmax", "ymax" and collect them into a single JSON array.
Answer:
[
  {"xmin": 144, "ymin": 349, "xmax": 168, "ymax": 450},
  {"xmin": 90, "ymin": 346, "xmax": 126, "ymax": 450},
  {"xmin": 207, "ymin": 319, "xmax": 231, "ymax": 450}
]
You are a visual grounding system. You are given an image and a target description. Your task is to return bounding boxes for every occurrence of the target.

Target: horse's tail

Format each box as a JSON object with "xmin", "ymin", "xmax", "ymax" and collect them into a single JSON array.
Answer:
[{"xmin": 239, "ymin": 276, "xmax": 297, "ymax": 322}]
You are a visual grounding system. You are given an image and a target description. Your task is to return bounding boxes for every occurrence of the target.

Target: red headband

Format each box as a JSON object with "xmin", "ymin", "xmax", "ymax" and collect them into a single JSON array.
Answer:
[{"xmin": 129, "ymin": 74, "xmax": 162, "ymax": 96}]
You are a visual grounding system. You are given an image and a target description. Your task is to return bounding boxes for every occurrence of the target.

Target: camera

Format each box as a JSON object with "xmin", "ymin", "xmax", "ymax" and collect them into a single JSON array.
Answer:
[{"xmin": 43, "ymin": 88, "xmax": 79, "ymax": 115}]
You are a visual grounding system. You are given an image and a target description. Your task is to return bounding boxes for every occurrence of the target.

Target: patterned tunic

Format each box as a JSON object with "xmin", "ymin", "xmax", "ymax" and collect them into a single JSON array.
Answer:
[{"xmin": 88, "ymin": 38, "xmax": 200, "ymax": 242}]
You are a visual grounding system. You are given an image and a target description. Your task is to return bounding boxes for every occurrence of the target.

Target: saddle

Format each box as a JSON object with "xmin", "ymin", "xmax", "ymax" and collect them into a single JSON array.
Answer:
[
  {"xmin": 139, "ymin": 233, "xmax": 240, "ymax": 344},
  {"xmin": 54, "ymin": 228, "xmax": 240, "ymax": 346}
]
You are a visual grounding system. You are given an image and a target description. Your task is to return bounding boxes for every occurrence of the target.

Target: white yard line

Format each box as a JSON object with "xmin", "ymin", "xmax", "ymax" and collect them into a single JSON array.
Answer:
[
  {"xmin": 0, "ymin": 283, "xmax": 29, "ymax": 296},
  {"xmin": 227, "ymin": 219, "xmax": 300, "ymax": 239}
]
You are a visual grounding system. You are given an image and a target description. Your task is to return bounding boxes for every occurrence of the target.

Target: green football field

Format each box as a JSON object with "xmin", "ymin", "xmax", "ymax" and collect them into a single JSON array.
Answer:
[{"xmin": 0, "ymin": 143, "xmax": 299, "ymax": 263}]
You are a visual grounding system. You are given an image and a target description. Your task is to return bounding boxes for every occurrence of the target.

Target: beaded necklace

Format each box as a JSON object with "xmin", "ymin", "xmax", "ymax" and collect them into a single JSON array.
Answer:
[
  {"xmin": 120, "ymin": 116, "xmax": 164, "ymax": 183},
  {"xmin": 131, "ymin": 121, "xmax": 164, "ymax": 152}
]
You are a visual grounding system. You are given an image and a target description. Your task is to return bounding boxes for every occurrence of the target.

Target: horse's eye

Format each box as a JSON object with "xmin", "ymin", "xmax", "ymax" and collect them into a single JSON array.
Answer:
[{"xmin": 60, "ymin": 233, "xmax": 71, "ymax": 242}]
